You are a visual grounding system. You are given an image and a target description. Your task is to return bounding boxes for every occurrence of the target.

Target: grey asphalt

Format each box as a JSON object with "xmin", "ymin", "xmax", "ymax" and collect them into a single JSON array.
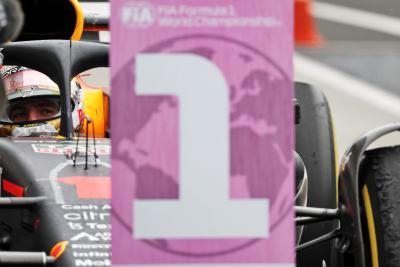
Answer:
[
  {"xmin": 317, "ymin": 0, "xmax": 400, "ymax": 17},
  {"xmin": 298, "ymin": 1, "xmax": 400, "ymax": 95},
  {"xmin": 298, "ymin": 40, "xmax": 400, "ymax": 98}
]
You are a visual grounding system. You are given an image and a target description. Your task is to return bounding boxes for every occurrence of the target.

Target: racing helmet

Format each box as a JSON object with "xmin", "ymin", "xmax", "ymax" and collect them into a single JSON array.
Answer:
[{"xmin": 0, "ymin": 66, "xmax": 84, "ymax": 137}]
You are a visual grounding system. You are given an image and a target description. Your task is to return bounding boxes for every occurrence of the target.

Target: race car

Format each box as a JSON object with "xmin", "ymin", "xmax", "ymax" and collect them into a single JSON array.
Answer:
[
  {"xmin": 0, "ymin": 0, "xmax": 399, "ymax": 267},
  {"xmin": 0, "ymin": 40, "xmax": 110, "ymax": 266},
  {"xmin": 294, "ymin": 83, "xmax": 400, "ymax": 267},
  {"xmin": 0, "ymin": 1, "xmax": 110, "ymax": 266}
]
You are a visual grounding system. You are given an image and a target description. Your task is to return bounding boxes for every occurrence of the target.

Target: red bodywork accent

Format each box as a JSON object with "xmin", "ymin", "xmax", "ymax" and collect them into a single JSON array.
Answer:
[
  {"xmin": 50, "ymin": 241, "xmax": 69, "ymax": 259},
  {"xmin": 58, "ymin": 176, "xmax": 110, "ymax": 199},
  {"xmin": 34, "ymin": 218, "xmax": 40, "ymax": 230},
  {"xmin": 2, "ymin": 179, "xmax": 24, "ymax": 197},
  {"xmin": 84, "ymin": 26, "xmax": 109, "ymax": 31}
]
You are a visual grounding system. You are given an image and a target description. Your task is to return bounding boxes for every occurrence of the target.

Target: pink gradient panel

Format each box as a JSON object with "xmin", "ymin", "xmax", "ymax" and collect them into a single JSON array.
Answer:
[{"xmin": 112, "ymin": 0, "xmax": 294, "ymax": 265}]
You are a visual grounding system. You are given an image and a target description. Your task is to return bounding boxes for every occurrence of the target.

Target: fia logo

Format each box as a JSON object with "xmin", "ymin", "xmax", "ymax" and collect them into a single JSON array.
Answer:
[{"xmin": 120, "ymin": 2, "xmax": 155, "ymax": 28}]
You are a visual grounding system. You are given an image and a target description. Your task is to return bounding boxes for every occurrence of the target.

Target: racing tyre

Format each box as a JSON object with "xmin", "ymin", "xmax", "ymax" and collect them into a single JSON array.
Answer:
[
  {"xmin": 295, "ymin": 82, "xmax": 338, "ymax": 267},
  {"xmin": 360, "ymin": 145, "xmax": 400, "ymax": 267}
]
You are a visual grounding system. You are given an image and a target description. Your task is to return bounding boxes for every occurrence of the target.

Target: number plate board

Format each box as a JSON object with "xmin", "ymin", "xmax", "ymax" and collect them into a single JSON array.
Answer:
[{"xmin": 111, "ymin": 1, "xmax": 294, "ymax": 266}]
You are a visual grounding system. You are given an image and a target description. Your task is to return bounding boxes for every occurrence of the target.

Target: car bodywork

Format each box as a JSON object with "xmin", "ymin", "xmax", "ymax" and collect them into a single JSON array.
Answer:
[{"xmin": 0, "ymin": 40, "xmax": 111, "ymax": 266}]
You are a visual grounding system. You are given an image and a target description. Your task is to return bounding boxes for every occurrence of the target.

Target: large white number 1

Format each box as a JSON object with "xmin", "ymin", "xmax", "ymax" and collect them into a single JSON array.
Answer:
[{"xmin": 134, "ymin": 54, "xmax": 269, "ymax": 239}]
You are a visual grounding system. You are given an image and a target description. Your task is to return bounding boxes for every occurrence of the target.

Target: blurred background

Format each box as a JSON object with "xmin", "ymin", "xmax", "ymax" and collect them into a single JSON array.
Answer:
[{"xmin": 295, "ymin": 0, "xmax": 400, "ymax": 157}]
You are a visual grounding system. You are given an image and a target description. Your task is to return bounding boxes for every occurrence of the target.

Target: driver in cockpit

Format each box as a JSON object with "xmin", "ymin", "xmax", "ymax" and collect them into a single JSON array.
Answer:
[{"xmin": 0, "ymin": 65, "xmax": 84, "ymax": 137}]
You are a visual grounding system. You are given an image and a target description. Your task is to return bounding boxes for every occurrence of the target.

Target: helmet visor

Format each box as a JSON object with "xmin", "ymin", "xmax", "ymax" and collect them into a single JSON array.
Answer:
[{"xmin": 0, "ymin": 96, "xmax": 61, "ymax": 124}]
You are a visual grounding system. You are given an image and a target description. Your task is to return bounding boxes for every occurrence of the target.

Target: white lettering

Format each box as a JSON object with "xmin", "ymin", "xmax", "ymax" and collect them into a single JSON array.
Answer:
[
  {"xmin": 75, "ymin": 259, "xmax": 111, "ymax": 266},
  {"xmin": 71, "ymin": 232, "xmax": 100, "ymax": 242}
]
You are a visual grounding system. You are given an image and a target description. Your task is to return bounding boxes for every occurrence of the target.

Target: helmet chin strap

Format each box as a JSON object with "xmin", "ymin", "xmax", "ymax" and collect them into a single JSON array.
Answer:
[{"xmin": 11, "ymin": 123, "xmax": 58, "ymax": 137}]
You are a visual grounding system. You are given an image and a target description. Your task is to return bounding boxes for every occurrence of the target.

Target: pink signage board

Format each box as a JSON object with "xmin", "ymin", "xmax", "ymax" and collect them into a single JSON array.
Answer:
[{"xmin": 111, "ymin": 1, "xmax": 294, "ymax": 266}]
